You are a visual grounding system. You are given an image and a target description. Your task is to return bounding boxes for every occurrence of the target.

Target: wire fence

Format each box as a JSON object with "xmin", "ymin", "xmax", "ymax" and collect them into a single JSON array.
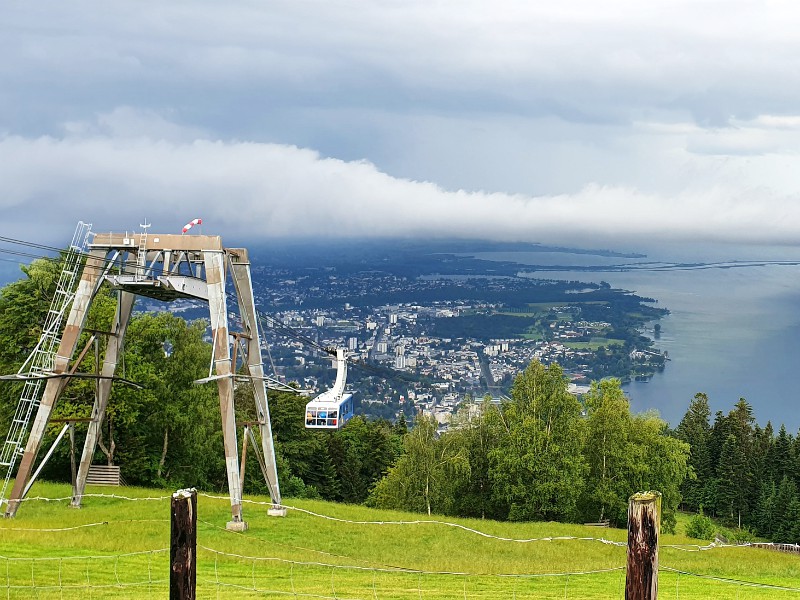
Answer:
[
  {"xmin": 1, "ymin": 549, "xmax": 168, "ymax": 598},
  {"xmin": 1, "ymin": 491, "xmax": 799, "ymax": 599}
]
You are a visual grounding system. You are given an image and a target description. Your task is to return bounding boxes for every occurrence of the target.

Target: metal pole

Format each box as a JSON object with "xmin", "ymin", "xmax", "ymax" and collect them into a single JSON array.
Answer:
[
  {"xmin": 205, "ymin": 250, "xmax": 245, "ymax": 529},
  {"xmin": 239, "ymin": 424, "xmax": 249, "ymax": 487},
  {"xmin": 229, "ymin": 254, "xmax": 284, "ymax": 515},
  {"xmin": 22, "ymin": 423, "xmax": 71, "ymax": 498},
  {"xmin": 69, "ymin": 422, "xmax": 76, "ymax": 500},
  {"xmin": 170, "ymin": 488, "xmax": 197, "ymax": 600},
  {"xmin": 625, "ymin": 491, "xmax": 660, "ymax": 600}
]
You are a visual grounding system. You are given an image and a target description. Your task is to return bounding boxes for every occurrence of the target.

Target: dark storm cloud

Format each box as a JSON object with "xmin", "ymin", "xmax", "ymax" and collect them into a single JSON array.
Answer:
[{"xmin": 3, "ymin": 1, "xmax": 800, "ymax": 245}]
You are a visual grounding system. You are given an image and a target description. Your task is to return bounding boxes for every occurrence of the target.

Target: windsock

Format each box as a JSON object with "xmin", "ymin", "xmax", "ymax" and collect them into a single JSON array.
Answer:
[{"xmin": 182, "ymin": 218, "xmax": 202, "ymax": 234}]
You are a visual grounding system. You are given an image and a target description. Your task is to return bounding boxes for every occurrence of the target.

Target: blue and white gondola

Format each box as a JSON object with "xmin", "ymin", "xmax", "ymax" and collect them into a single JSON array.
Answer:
[{"xmin": 305, "ymin": 347, "xmax": 354, "ymax": 429}]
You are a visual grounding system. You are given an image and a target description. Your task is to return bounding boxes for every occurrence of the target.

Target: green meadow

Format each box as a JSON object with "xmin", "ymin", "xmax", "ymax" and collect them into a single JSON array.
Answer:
[{"xmin": 0, "ymin": 482, "xmax": 798, "ymax": 599}]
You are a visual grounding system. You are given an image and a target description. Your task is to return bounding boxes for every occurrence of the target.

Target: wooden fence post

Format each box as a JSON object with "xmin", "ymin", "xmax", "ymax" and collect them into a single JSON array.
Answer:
[
  {"xmin": 625, "ymin": 491, "xmax": 661, "ymax": 600},
  {"xmin": 170, "ymin": 488, "xmax": 197, "ymax": 600}
]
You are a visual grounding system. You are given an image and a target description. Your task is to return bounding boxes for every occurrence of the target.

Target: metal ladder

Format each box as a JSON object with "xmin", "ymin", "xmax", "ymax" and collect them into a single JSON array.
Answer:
[
  {"xmin": 0, "ymin": 222, "xmax": 92, "ymax": 506},
  {"xmin": 135, "ymin": 220, "xmax": 150, "ymax": 280}
]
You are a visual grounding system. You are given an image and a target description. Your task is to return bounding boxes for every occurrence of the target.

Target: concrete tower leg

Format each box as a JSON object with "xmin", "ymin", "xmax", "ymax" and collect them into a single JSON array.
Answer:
[
  {"xmin": 229, "ymin": 252, "xmax": 285, "ymax": 516},
  {"xmin": 204, "ymin": 250, "xmax": 246, "ymax": 530},
  {"xmin": 71, "ymin": 290, "xmax": 135, "ymax": 507},
  {"xmin": 5, "ymin": 250, "xmax": 108, "ymax": 518}
]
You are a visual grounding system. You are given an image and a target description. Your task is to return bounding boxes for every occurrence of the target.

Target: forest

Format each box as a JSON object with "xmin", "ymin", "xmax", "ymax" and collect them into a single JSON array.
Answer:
[
  {"xmin": 674, "ymin": 393, "xmax": 800, "ymax": 543},
  {"xmin": 0, "ymin": 257, "xmax": 798, "ymax": 544}
]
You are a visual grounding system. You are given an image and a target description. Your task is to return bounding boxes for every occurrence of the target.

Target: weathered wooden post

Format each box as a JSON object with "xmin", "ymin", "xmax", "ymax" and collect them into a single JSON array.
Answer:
[
  {"xmin": 170, "ymin": 488, "xmax": 197, "ymax": 600},
  {"xmin": 626, "ymin": 491, "xmax": 661, "ymax": 600}
]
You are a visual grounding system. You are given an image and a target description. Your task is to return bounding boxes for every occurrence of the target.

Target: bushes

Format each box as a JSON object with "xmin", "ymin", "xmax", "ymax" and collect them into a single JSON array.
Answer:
[
  {"xmin": 685, "ymin": 508, "xmax": 716, "ymax": 540},
  {"xmin": 721, "ymin": 526, "xmax": 755, "ymax": 545}
]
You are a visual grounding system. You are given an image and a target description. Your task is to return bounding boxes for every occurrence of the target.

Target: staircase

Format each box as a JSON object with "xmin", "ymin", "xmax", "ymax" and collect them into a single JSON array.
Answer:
[{"xmin": 0, "ymin": 222, "xmax": 92, "ymax": 507}]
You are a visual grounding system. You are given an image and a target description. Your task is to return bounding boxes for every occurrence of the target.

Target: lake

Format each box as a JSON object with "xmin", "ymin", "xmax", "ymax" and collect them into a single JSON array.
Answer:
[{"xmin": 471, "ymin": 244, "xmax": 800, "ymax": 432}]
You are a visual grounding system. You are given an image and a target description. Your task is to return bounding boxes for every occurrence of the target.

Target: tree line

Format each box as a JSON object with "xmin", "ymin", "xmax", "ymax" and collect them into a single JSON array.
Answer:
[{"xmin": 368, "ymin": 363, "xmax": 689, "ymax": 533}]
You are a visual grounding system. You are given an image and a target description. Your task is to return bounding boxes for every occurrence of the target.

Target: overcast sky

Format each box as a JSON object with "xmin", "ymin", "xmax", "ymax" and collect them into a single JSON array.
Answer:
[{"xmin": 3, "ymin": 0, "xmax": 800, "ymax": 249}]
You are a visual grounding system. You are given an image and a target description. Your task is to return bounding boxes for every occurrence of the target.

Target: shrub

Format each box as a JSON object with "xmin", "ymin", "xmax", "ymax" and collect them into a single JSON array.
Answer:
[
  {"xmin": 685, "ymin": 508, "xmax": 716, "ymax": 540},
  {"xmin": 721, "ymin": 526, "xmax": 755, "ymax": 545}
]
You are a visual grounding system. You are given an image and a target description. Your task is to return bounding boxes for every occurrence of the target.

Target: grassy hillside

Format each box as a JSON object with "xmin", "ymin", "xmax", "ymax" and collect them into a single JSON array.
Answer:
[{"xmin": 0, "ymin": 481, "xmax": 798, "ymax": 598}]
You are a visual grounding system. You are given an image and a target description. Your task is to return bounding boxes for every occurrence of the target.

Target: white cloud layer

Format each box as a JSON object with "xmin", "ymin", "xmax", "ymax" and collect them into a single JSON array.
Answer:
[
  {"xmin": 4, "ymin": 1, "xmax": 800, "ymax": 247},
  {"xmin": 3, "ymin": 110, "xmax": 800, "ymax": 248}
]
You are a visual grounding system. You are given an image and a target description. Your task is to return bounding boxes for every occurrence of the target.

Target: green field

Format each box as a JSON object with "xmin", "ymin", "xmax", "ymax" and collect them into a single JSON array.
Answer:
[
  {"xmin": 565, "ymin": 338, "xmax": 626, "ymax": 350},
  {"xmin": 0, "ymin": 481, "xmax": 798, "ymax": 598}
]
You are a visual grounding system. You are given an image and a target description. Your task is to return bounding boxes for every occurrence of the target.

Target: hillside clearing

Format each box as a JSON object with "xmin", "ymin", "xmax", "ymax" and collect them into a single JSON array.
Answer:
[{"xmin": 0, "ymin": 482, "xmax": 798, "ymax": 598}]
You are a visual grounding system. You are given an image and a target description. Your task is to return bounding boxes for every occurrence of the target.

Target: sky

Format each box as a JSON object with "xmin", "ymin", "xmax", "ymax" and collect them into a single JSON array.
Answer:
[{"xmin": 3, "ymin": 0, "xmax": 800, "ymax": 249}]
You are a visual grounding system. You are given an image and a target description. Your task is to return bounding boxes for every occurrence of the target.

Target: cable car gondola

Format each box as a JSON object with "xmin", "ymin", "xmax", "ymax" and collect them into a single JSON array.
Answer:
[{"xmin": 305, "ymin": 347, "xmax": 354, "ymax": 429}]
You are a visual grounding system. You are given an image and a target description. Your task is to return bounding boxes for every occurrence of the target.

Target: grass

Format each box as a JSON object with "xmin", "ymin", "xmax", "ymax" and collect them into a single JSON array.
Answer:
[
  {"xmin": 0, "ymin": 481, "xmax": 798, "ymax": 598},
  {"xmin": 565, "ymin": 338, "xmax": 625, "ymax": 350}
]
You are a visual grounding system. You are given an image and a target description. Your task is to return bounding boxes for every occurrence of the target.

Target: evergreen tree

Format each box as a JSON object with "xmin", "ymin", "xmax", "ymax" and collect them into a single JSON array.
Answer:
[
  {"xmin": 774, "ymin": 476, "xmax": 800, "ymax": 543},
  {"xmin": 715, "ymin": 434, "xmax": 748, "ymax": 525},
  {"xmin": 749, "ymin": 422, "xmax": 772, "ymax": 527},
  {"xmin": 785, "ymin": 498, "xmax": 800, "ymax": 544},
  {"xmin": 707, "ymin": 410, "xmax": 730, "ymax": 505},
  {"xmin": 754, "ymin": 480, "xmax": 776, "ymax": 537},
  {"xmin": 792, "ymin": 429, "xmax": 800, "ymax": 490},
  {"xmin": 394, "ymin": 412, "xmax": 408, "ymax": 435},
  {"xmin": 772, "ymin": 425, "xmax": 793, "ymax": 484},
  {"xmin": 753, "ymin": 422, "xmax": 773, "ymax": 486},
  {"xmin": 726, "ymin": 399, "xmax": 756, "ymax": 523},
  {"xmin": 675, "ymin": 393, "xmax": 712, "ymax": 510}
]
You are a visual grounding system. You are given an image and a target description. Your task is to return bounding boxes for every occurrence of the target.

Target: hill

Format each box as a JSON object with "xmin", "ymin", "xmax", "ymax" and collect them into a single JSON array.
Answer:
[{"xmin": 0, "ymin": 481, "xmax": 798, "ymax": 599}]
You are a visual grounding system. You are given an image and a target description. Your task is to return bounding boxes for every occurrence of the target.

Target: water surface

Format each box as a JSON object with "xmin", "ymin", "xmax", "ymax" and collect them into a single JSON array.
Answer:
[{"xmin": 476, "ymin": 244, "xmax": 800, "ymax": 431}]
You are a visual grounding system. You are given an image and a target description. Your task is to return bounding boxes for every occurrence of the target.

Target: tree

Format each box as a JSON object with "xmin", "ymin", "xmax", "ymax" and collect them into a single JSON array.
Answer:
[
  {"xmin": 675, "ymin": 393, "xmax": 712, "ymax": 511},
  {"xmin": 628, "ymin": 411, "xmax": 689, "ymax": 534},
  {"xmin": 580, "ymin": 379, "xmax": 689, "ymax": 532},
  {"xmin": 0, "ymin": 257, "xmax": 115, "ymax": 432},
  {"xmin": 771, "ymin": 425, "xmax": 794, "ymax": 485},
  {"xmin": 107, "ymin": 313, "xmax": 223, "ymax": 488},
  {"xmin": 751, "ymin": 422, "xmax": 774, "ymax": 511},
  {"xmin": 707, "ymin": 410, "xmax": 730, "ymax": 491},
  {"xmin": 447, "ymin": 396, "xmax": 506, "ymax": 520},
  {"xmin": 715, "ymin": 434, "xmax": 748, "ymax": 525},
  {"xmin": 794, "ymin": 431, "xmax": 800, "ymax": 490},
  {"xmin": 369, "ymin": 413, "xmax": 469, "ymax": 516},
  {"xmin": 0, "ymin": 258, "xmax": 63, "ymax": 371},
  {"xmin": 326, "ymin": 416, "xmax": 401, "ymax": 503},
  {"xmin": 580, "ymin": 379, "xmax": 631, "ymax": 525},
  {"xmin": 489, "ymin": 362, "xmax": 587, "ymax": 522},
  {"xmin": 774, "ymin": 476, "xmax": 799, "ymax": 543},
  {"xmin": 754, "ymin": 480, "xmax": 776, "ymax": 537}
]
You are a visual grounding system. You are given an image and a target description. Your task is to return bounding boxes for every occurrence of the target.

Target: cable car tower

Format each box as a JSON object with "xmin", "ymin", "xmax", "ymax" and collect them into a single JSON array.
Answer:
[{"xmin": 2, "ymin": 226, "xmax": 285, "ymax": 528}]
